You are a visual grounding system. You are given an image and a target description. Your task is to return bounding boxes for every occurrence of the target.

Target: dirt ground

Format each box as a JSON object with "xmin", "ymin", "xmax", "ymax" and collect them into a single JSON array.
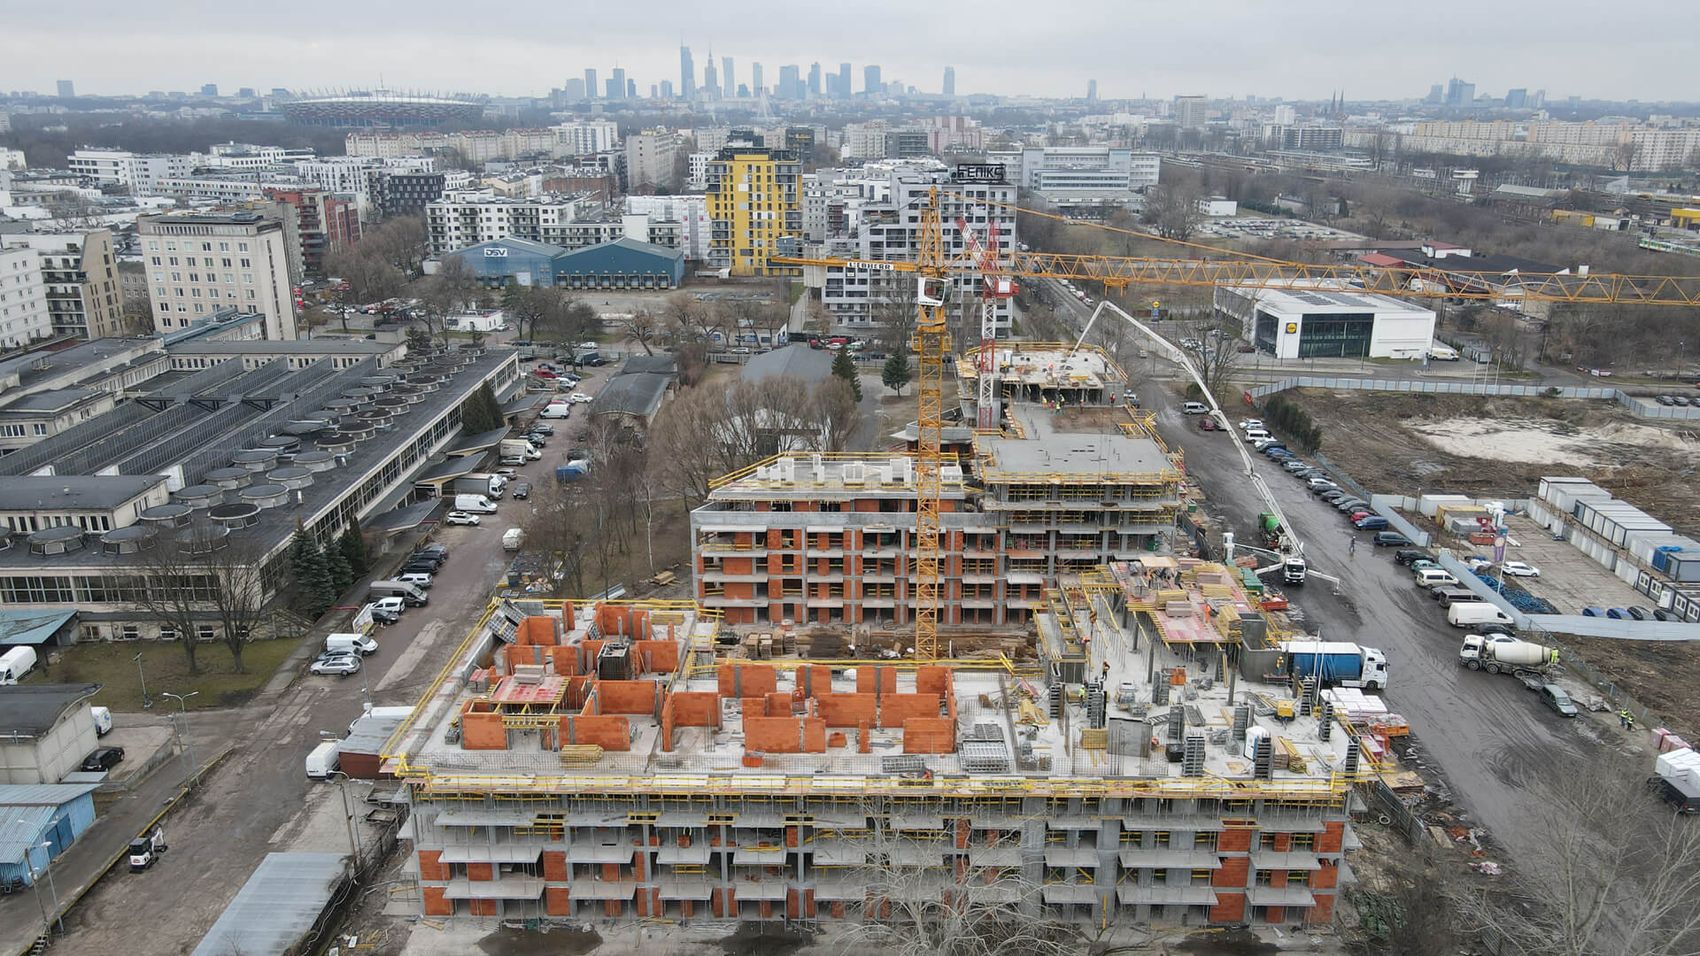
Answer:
[
  {"xmin": 1275, "ymin": 388, "xmax": 1700, "ymax": 736},
  {"xmin": 1280, "ymin": 390, "xmax": 1700, "ymax": 537}
]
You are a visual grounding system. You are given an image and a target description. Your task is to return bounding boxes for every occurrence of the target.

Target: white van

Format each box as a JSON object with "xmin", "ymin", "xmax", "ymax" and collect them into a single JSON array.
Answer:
[
  {"xmin": 325, "ymin": 632, "xmax": 379, "ymax": 656},
  {"xmin": 1428, "ymin": 344, "xmax": 1461, "ymax": 361},
  {"xmin": 1448, "ymin": 603, "xmax": 1515, "ymax": 628},
  {"xmin": 91, "ymin": 706, "xmax": 113, "ymax": 736},
  {"xmin": 305, "ymin": 740, "xmax": 341, "ymax": 780},
  {"xmin": 0, "ymin": 646, "xmax": 37, "ymax": 685},
  {"xmin": 453, "ymin": 494, "xmax": 498, "ymax": 514},
  {"xmin": 1415, "ymin": 568, "xmax": 1460, "ymax": 589}
]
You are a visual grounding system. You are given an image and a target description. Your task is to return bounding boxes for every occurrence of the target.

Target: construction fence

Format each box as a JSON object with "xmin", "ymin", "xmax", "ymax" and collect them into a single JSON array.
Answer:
[{"xmin": 1248, "ymin": 374, "xmax": 1700, "ymax": 422}]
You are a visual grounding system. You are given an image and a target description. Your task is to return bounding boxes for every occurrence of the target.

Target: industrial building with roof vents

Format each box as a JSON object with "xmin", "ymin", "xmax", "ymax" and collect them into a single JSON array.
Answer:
[{"xmin": 0, "ymin": 336, "xmax": 520, "ymax": 638}]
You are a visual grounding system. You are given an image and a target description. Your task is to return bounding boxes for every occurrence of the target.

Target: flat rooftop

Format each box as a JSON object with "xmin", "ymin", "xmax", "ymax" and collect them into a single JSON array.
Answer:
[
  {"xmin": 704, "ymin": 452, "xmax": 968, "ymax": 501},
  {"xmin": 979, "ymin": 404, "xmax": 1174, "ymax": 480},
  {"xmin": 387, "ymin": 587, "xmax": 1360, "ymax": 799},
  {"xmin": 1232, "ymin": 286, "xmax": 1433, "ymax": 316}
]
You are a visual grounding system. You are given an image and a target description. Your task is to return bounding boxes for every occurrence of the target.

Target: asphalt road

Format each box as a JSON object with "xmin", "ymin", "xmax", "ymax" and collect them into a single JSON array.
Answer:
[
  {"xmin": 45, "ymin": 370, "xmax": 615, "ymax": 956},
  {"xmin": 1141, "ymin": 382, "xmax": 1623, "ymax": 878}
]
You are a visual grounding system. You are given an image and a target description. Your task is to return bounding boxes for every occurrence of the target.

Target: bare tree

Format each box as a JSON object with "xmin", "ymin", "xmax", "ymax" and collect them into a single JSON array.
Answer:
[
  {"xmin": 1174, "ymin": 318, "xmax": 1245, "ymax": 401},
  {"xmin": 1142, "ymin": 184, "xmax": 1204, "ymax": 241},
  {"xmin": 1459, "ymin": 755, "xmax": 1700, "ymax": 956},
  {"xmin": 811, "ymin": 377, "xmax": 860, "ymax": 451},
  {"xmin": 129, "ymin": 525, "xmax": 232, "ymax": 674},
  {"xmin": 420, "ymin": 257, "xmax": 477, "ymax": 347},
  {"xmin": 873, "ymin": 274, "xmax": 919, "ymax": 355},
  {"xmin": 616, "ymin": 309, "xmax": 662, "ymax": 355}
]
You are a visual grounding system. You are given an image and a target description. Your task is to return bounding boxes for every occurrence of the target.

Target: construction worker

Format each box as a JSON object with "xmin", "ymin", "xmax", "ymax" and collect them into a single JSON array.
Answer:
[
  {"xmin": 1623, "ymin": 709, "xmax": 1637, "ymax": 732},
  {"xmin": 1349, "ymin": 538, "xmax": 1357, "ymax": 558}
]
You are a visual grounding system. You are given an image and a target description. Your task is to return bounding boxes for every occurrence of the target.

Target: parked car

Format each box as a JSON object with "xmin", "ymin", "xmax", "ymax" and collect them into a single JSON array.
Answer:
[
  {"xmin": 1654, "ymin": 609, "xmax": 1678, "ymax": 622},
  {"xmin": 1582, "ymin": 606, "xmax": 1604, "ymax": 617},
  {"xmin": 1198, "ymin": 417, "xmax": 1220, "ymax": 431},
  {"xmin": 1626, "ymin": 606, "xmax": 1651, "ymax": 620},
  {"xmin": 444, "ymin": 511, "xmax": 482, "ymax": 526},
  {"xmin": 528, "ymin": 423, "xmax": 555, "ymax": 436},
  {"xmin": 311, "ymin": 655, "xmax": 362, "ymax": 677},
  {"xmin": 1606, "ymin": 607, "xmax": 1631, "ymax": 619},
  {"xmin": 1393, "ymin": 549, "xmax": 1430, "ymax": 566},
  {"xmin": 512, "ymin": 481, "xmax": 532, "ymax": 500},
  {"xmin": 1355, "ymin": 515, "xmax": 1390, "ymax": 530},
  {"xmin": 1539, "ymin": 684, "xmax": 1579, "ymax": 718},
  {"xmin": 1283, "ymin": 460, "xmax": 1311, "ymax": 473},
  {"xmin": 1657, "ymin": 395, "xmax": 1677, "ymax": 406},
  {"xmin": 1334, "ymin": 498, "xmax": 1367, "ymax": 513},
  {"xmin": 81, "ymin": 746, "xmax": 126, "ymax": 772},
  {"xmin": 1321, "ymin": 491, "xmax": 1349, "ymax": 504},
  {"xmin": 1238, "ymin": 419, "xmax": 1264, "ymax": 430},
  {"xmin": 496, "ymin": 468, "xmax": 519, "ymax": 480},
  {"xmin": 1375, "ymin": 532, "xmax": 1413, "ymax": 547},
  {"xmin": 1500, "ymin": 561, "xmax": 1541, "ymax": 578},
  {"xmin": 369, "ymin": 607, "xmax": 401, "ymax": 626},
  {"xmin": 566, "ymin": 392, "xmax": 595, "ymax": 404},
  {"xmin": 1181, "ymin": 401, "xmax": 1209, "ymax": 415},
  {"xmin": 414, "ymin": 543, "xmax": 449, "ymax": 561},
  {"xmin": 1310, "ymin": 482, "xmax": 1340, "ymax": 496}
]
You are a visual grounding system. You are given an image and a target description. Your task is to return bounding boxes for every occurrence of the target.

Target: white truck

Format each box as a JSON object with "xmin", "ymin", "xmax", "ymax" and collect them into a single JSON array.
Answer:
[
  {"xmin": 502, "ymin": 527, "xmax": 525, "ymax": 551},
  {"xmin": 500, "ymin": 438, "xmax": 539, "ymax": 462},
  {"xmin": 1653, "ymin": 748, "xmax": 1700, "ymax": 814},
  {"xmin": 453, "ymin": 493, "xmax": 498, "ymax": 514},
  {"xmin": 0, "ymin": 646, "xmax": 37, "ymax": 684},
  {"xmin": 305, "ymin": 740, "xmax": 341, "ymax": 780},
  {"xmin": 1275, "ymin": 640, "xmax": 1391, "ymax": 691},
  {"xmin": 325, "ymin": 632, "xmax": 379, "ymax": 656},
  {"xmin": 1458, "ymin": 634, "xmax": 1558, "ymax": 675},
  {"xmin": 1446, "ymin": 602, "xmax": 1516, "ymax": 628}
]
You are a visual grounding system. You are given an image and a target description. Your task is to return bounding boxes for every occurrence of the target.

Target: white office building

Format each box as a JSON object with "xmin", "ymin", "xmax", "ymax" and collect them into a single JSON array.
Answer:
[
  {"xmin": 67, "ymin": 148, "xmax": 193, "ymax": 194},
  {"xmin": 1014, "ymin": 147, "xmax": 1160, "ymax": 216},
  {"xmin": 1214, "ymin": 286, "xmax": 1436, "ymax": 360},
  {"xmin": 555, "ymin": 121, "xmax": 621, "ymax": 155},
  {"xmin": 138, "ymin": 211, "xmax": 299, "ymax": 340},
  {"xmin": 425, "ymin": 193, "xmax": 603, "ymax": 255},
  {"xmin": 0, "ymin": 247, "xmax": 52, "ymax": 348}
]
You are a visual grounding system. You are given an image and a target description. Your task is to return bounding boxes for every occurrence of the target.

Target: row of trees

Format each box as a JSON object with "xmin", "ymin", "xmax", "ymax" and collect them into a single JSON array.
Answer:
[{"xmin": 1262, "ymin": 393, "xmax": 1323, "ymax": 453}]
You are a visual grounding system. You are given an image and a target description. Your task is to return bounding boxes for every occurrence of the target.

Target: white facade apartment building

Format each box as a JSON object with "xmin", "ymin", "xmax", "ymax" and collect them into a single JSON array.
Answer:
[
  {"xmin": 841, "ymin": 120, "xmax": 890, "ymax": 160},
  {"xmin": 1017, "ymin": 147, "xmax": 1160, "ymax": 192},
  {"xmin": 625, "ymin": 131, "xmax": 684, "ymax": 191},
  {"xmin": 817, "ymin": 164, "xmax": 1017, "ymax": 337},
  {"xmin": 555, "ymin": 121, "xmax": 620, "ymax": 154},
  {"xmin": 686, "ymin": 151, "xmax": 714, "ymax": 190},
  {"xmin": 0, "ymin": 231, "xmax": 124, "ymax": 340},
  {"xmin": 67, "ymin": 148, "xmax": 193, "ymax": 194},
  {"xmin": 0, "ymin": 248, "xmax": 51, "ymax": 348},
  {"xmin": 624, "ymin": 195, "xmax": 711, "ymax": 260},
  {"xmin": 138, "ymin": 211, "xmax": 298, "ymax": 340},
  {"xmin": 424, "ymin": 193, "xmax": 600, "ymax": 255}
]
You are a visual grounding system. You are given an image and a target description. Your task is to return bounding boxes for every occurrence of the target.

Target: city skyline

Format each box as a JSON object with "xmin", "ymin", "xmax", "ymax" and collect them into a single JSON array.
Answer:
[{"xmin": 3, "ymin": 0, "xmax": 1697, "ymax": 102}]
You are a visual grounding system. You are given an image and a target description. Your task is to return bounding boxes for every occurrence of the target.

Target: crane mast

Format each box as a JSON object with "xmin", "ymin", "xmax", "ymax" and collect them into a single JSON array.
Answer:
[
  {"xmin": 912, "ymin": 188, "xmax": 951, "ymax": 662},
  {"xmin": 955, "ymin": 213, "xmax": 1017, "ymax": 431}
]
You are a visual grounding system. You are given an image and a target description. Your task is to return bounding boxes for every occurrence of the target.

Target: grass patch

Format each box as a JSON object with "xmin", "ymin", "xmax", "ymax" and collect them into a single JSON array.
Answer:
[
  {"xmin": 788, "ymin": 281, "xmax": 803, "ymax": 306},
  {"xmin": 29, "ymin": 635, "xmax": 309, "ymax": 712}
]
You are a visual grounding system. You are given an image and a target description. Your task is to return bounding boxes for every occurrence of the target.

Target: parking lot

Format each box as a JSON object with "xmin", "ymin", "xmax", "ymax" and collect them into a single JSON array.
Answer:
[{"xmin": 1499, "ymin": 514, "xmax": 1653, "ymax": 614}]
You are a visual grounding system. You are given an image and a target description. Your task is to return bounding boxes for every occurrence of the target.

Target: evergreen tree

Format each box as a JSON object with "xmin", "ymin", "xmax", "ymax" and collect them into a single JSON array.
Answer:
[
  {"xmin": 831, "ymin": 346, "xmax": 862, "ymax": 402},
  {"xmin": 459, "ymin": 381, "xmax": 505, "ymax": 433},
  {"xmin": 339, "ymin": 520, "xmax": 368, "ymax": 576},
  {"xmin": 323, "ymin": 536, "xmax": 354, "ymax": 593},
  {"xmin": 881, "ymin": 353, "xmax": 911, "ymax": 395},
  {"xmin": 289, "ymin": 531, "xmax": 335, "ymax": 617}
]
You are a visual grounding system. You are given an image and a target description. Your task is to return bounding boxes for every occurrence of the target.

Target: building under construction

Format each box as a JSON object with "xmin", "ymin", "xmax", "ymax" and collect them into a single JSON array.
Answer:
[
  {"xmin": 690, "ymin": 344, "xmax": 1185, "ymax": 628},
  {"xmin": 388, "ymin": 559, "xmax": 1366, "ymax": 932}
]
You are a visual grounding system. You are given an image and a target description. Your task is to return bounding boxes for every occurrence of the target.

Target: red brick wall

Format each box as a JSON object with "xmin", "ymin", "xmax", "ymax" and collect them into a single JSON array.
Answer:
[
  {"xmin": 469, "ymin": 898, "xmax": 497, "ymax": 916},
  {"xmin": 545, "ymin": 887, "xmax": 570, "ymax": 916},
  {"xmin": 417, "ymin": 850, "xmax": 447, "ymax": 881},
  {"xmin": 466, "ymin": 862, "xmax": 493, "ymax": 881},
  {"xmin": 902, "ymin": 717, "xmax": 957, "ymax": 753},
  {"xmin": 718, "ymin": 664, "xmax": 778, "ymax": 697},
  {"xmin": 543, "ymin": 850, "xmax": 567, "ymax": 882},
  {"xmin": 423, "ymin": 887, "xmax": 452, "ymax": 916}
]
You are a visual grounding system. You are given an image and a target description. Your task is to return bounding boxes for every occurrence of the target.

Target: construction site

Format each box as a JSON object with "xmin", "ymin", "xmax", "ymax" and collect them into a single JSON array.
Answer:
[
  {"xmin": 385, "ymin": 558, "xmax": 1368, "ymax": 933},
  {"xmin": 690, "ymin": 343, "xmax": 1185, "ymax": 631}
]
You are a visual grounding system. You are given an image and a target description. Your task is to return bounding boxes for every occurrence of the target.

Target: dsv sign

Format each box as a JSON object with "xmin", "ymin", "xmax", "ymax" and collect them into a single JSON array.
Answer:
[{"xmin": 483, "ymin": 247, "xmax": 509, "ymax": 258}]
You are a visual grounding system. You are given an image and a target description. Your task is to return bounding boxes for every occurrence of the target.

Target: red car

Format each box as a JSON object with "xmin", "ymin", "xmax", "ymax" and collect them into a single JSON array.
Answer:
[
  {"xmin": 532, "ymin": 368, "xmax": 557, "ymax": 379},
  {"xmin": 1198, "ymin": 417, "xmax": 1219, "ymax": 431}
]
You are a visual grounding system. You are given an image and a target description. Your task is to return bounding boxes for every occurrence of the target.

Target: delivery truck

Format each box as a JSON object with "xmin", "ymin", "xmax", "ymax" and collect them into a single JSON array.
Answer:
[
  {"xmin": 1457, "ymin": 634, "xmax": 1558, "ymax": 674},
  {"xmin": 453, "ymin": 493, "xmax": 498, "ymax": 514},
  {"xmin": 1275, "ymin": 640, "xmax": 1390, "ymax": 691},
  {"xmin": 453, "ymin": 474, "xmax": 505, "ymax": 498},
  {"xmin": 500, "ymin": 438, "xmax": 539, "ymax": 461},
  {"xmin": 305, "ymin": 740, "xmax": 341, "ymax": 780},
  {"xmin": 1447, "ymin": 602, "xmax": 1515, "ymax": 628},
  {"xmin": 0, "ymin": 646, "xmax": 37, "ymax": 685},
  {"xmin": 1653, "ymin": 747, "xmax": 1700, "ymax": 814}
]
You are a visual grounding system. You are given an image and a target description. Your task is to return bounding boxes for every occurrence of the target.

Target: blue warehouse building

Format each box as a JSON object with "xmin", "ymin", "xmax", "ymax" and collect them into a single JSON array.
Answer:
[{"xmin": 443, "ymin": 238, "xmax": 685, "ymax": 291}]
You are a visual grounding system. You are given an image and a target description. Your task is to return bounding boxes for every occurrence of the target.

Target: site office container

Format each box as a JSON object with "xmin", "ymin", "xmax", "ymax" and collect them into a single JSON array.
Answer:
[{"xmin": 1548, "ymin": 482, "xmax": 1610, "ymax": 517}]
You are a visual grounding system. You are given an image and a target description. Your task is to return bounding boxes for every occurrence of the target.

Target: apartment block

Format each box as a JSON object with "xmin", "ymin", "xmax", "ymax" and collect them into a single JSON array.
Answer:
[
  {"xmin": 264, "ymin": 188, "xmax": 361, "ymax": 276},
  {"xmin": 138, "ymin": 211, "xmax": 299, "ymax": 340},
  {"xmin": 1014, "ymin": 147, "xmax": 1160, "ymax": 218},
  {"xmin": 393, "ymin": 580, "xmax": 1359, "ymax": 930},
  {"xmin": 67, "ymin": 148, "xmax": 192, "ymax": 193},
  {"xmin": 424, "ymin": 193, "xmax": 600, "ymax": 255},
  {"xmin": 0, "ymin": 247, "xmax": 51, "ymax": 348},
  {"xmin": 0, "ymin": 230, "xmax": 123, "ymax": 340},
  {"xmin": 690, "ymin": 346, "xmax": 1180, "ymax": 627},
  {"xmin": 626, "ymin": 131, "xmax": 685, "ymax": 192},
  {"xmin": 816, "ymin": 162, "xmax": 1016, "ymax": 336},
  {"xmin": 705, "ymin": 148, "xmax": 803, "ymax": 276}
]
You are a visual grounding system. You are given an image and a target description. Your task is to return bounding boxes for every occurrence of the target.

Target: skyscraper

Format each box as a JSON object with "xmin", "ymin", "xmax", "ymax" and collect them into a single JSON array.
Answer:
[
  {"xmin": 943, "ymin": 67, "xmax": 956, "ymax": 97},
  {"xmin": 584, "ymin": 69, "xmax": 598, "ymax": 99},
  {"xmin": 838, "ymin": 63, "xmax": 851, "ymax": 100},
  {"xmin": 705, "ymin": 55, "xmax": 719, "ymax": 97},
  {"xmin": 808, "ymin": 63, "xmax": 822, "ymax": 98},
  {"xmin": 56, "ymin": 80, "xmax": 74, "ymax": 98},
  {"xmin": 1086, "ymin": 79, "xmax": 1097, "ymax": 102},
  {"xmin": 565, "ymin": 77, "xmax": 586, "ymax": 100},
  {"xmin": 1174, "ymin": 94, "xmax": 1208, "ymax": 129},
  {"xmin": 778, "ymin": 65, "xmax": 802, "ymax": 99},
  {"xmin": 723, "ymin": 57, "xmax": 734, "ymax": 97},
  {"xmin": 864, "ymin": 65, "xmax": 881, "ymax": 96},
  {"xmin": 611, "ymin": 68, "xmax": 628, "ymax": 100},
  {"xmin": 680, "ymin": 45, "xmax": 696, "ymax": 99},
  {"xmin": 1444, "ymin": 77, "xmax": 1475, "ymax": 107},
  {"xmin": 659, "ymin": 80, "xmax": 674, "ymax": 99},
  {"xmin": 752, "ymin": 63, "xmax": 764, "ymax": 97}
]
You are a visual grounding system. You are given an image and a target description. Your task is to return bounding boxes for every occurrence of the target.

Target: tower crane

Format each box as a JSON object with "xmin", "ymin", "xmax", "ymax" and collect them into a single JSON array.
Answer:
[
  {"xmin": 774, "ymin": 189, "xmax": 1700, "ymax": 660},
  {"xmin": 955, "ymin": 213, "xmax": 1017, "ymax": 430}
]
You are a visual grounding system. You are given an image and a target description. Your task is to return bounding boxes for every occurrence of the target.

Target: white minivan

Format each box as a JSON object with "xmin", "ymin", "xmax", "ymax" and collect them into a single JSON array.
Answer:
[
  {"xmin": 1181, "ymin": 401, "xmax": 1209, "ymax": 415},
  {"xmin": 1415, "ymin": 568, "xmax": 1460, "ymax": 589}
]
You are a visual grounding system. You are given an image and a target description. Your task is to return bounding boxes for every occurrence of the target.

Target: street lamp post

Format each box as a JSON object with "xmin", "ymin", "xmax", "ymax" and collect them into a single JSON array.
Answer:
[
  {"xmin": 134, "ymin": 652, "xmax": 151, "ymax": 710},
  {"xmin": 15, "ymin": 831, "xmax": 60, "ymax": 937},
  {"xmin": 326, "ymin": 770, "xmax": 363, "ymax": 874},
  {"xmin": 160, "ymin": 691, "xmax": 199, "ymax": 786}
]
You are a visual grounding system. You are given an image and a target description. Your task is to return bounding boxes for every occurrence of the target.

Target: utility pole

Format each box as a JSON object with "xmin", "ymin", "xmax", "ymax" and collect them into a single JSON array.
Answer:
[
  {"xmin": 161, "ymin": 691, "xmax": 199, "ymax": 786},
  {"xmin": 134, "ymin": 652, "xmax": 151, "ymax": 709},
  {"xmin": 327, "ymin": 770, "xmax": 362, "ymax": 873}
]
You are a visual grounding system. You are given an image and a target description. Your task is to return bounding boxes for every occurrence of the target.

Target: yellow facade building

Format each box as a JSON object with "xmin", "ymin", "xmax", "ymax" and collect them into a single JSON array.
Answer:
[{"xmin": 705, "ymin": 147, "xmax": 802, "ymax": 276}]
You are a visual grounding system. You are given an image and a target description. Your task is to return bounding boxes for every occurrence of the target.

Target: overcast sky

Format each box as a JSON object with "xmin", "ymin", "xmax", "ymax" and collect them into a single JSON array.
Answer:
[{"xmin": 5, "ymin": 0, "xmax": 1696, "ymax": 103}]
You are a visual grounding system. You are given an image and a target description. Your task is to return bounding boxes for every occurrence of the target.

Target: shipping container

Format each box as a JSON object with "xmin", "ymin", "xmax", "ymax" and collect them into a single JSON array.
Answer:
[{"xmin": 1418, "ymin": 494, "xmax": 1472, "ymax": 518}]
